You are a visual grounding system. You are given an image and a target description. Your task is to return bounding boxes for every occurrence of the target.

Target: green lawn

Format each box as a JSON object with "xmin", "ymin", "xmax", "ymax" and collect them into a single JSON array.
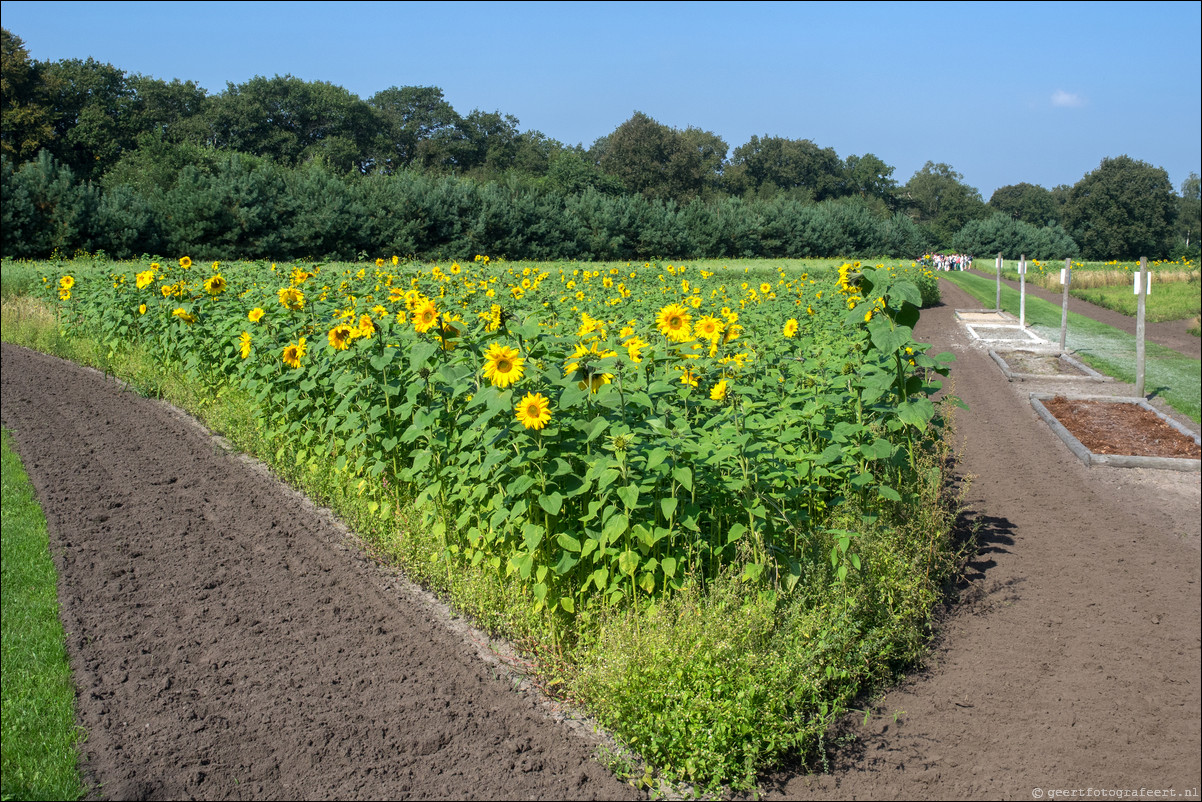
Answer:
[
  {"xmin": 1, "ymin": 429, "xmax": 86, "ymax": 802},
  {"xmin": 944, "ymin": 272, "xmax": 1201, "ymax": 422}
]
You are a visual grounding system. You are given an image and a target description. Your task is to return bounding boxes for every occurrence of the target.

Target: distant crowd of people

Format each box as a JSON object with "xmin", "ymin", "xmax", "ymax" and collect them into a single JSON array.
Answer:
[{"xmin": 921, "ymin": 253, "xmax": 972, "ymax": 271}]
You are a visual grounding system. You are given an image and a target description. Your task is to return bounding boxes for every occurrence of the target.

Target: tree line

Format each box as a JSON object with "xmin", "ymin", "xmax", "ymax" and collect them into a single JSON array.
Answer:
[{"xmin": 2, "ymin": 28, "xmax": 1197, "ymax": 262}]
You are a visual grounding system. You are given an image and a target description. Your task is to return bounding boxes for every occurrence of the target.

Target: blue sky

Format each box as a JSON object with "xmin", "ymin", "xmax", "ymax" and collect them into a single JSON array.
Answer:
[{"xmin": 3, "ymin": 0, "xmax": 1199, "ymax": 198}]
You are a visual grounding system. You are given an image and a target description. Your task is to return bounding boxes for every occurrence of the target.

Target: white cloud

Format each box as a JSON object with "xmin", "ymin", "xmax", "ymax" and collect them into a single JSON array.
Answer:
[{"xmin": 1051, "ymin": 90, "xmax": 1085, "ymax": 108}]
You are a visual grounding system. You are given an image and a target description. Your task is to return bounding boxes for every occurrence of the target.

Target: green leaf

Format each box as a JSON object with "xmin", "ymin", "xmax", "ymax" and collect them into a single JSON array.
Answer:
[
  {"xmin": 618, "ymin": 550, "xmax": 640, "ymax": 576},
  {"xmin": 660, "ymin": 496, "xmax": 678, "ymax": 519},
  {"xmin": 522, "ymin": 522, "xmax": 544, "ymax": 551},
  {"xmin": 538, "ymin": 491, "xmax": 564, "ymax": 516},
  {"xmin": 672, "ymin": 466, "xmax": 693, "ymax": 493},
  {"xmin": 616, "ymin": 484, "xmax": 640, "ymax": 510},
  {"xmin": 896, "ymin": 397, "xmax": 936, "ymax": 429}
]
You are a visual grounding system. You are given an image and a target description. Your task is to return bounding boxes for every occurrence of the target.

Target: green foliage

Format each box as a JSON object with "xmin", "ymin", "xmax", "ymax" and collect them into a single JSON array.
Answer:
[
  {"xmin": 1, "ymin": 29, "xmax": 57, "ymax": 163},
  {"xmin": 596, "ymin": 111, "xmax": 724, "ymax": 204},
  {"xmin": 1, "ymin": 429, "xmax": 87, "ymax": 801},
  {"xmin": 0, "ymin": 151, "xmax": 99, "ymax": 258},
  {"xmin": 1063, "ymin": 155, "xmax": 1178, "ymax": 260},
  {"xmin": 987, "ymin": 182, "xmax": 1059, "ymax": 226},
  {"xmin": 903, "ymin": 161, "xmax": 988, "ymax": 248},
  {"xmin": 952, "ymin": 212, "xmax": 1080, "ymax": 260}
]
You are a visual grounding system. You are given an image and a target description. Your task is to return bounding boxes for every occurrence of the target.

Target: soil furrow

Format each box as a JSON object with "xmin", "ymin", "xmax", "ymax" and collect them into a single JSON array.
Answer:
[{"xmin": 1, "ymin": 341, "xmax": 639, "ymax": 802}]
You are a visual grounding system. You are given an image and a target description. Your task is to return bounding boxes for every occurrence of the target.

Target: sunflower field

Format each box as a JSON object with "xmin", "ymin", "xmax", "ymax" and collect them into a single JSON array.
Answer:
[{"xmin": 24, "ymin": 255, "xmax": 960, "ymax": 791}]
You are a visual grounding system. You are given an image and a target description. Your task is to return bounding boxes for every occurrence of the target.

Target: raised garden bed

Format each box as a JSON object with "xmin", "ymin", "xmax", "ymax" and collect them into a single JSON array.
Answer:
[
  {"xmin": 989, "ymin": 349, "xmax": 1108, "ymax": 383},
  {"xmin": 1030, "ymin": 393, "xmax": 1202, "ymax": 471}
]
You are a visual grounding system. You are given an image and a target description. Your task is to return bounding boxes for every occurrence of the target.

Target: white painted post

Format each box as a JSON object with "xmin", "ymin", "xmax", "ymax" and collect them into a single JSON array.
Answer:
[
  {"xmin": 995, "ymin": 252, "xmax": 1003, "ymax": 313},
  {"xmin": 1135, "ymin": 256, "xmax": 1148, "ymax": 397},
  {"xmin": 1018, "ymin": 254, "xmax": 1027, "ymax": 327},
  {"xmin": 1059, "ymin": 258, "xmax": 1071, "ymax": 352}
]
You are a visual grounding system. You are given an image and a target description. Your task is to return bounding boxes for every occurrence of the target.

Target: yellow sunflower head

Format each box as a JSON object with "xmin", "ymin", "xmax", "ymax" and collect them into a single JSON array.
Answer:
[
  {"xmin": 328, "ymin": 324, "xmax": 355, "ymax": 351},
  {"xmin": 515, "ymin": 392, "xmax": 552, "ymax": 431},
  {"xmin": 413, "ymin": 299, "xmax": 439, "ymax": 333},
  {"xmin": 282, "ymin": 337, "xmax": 307, "ymax": 369},
  {"xmin": 482, "ymin": 343, "xmax": 525, "ymax": 388},
  {"xmin": 278, "ymin": 286, "xmax": 305, "ymax": 311},
  {"xmin": 783, "ymin": 318, "xmax": 799, "ymax": 338},
  {"xmin": 248, "ymin": 307, "xmax": 265, "ymax": 322},
  {"xmin": 656, "ymin": 303, "xmax": 692, "ymax": 343},
  {"xmin": 178, "ymin": 256, "xmax": 193, "ymax": 269}
]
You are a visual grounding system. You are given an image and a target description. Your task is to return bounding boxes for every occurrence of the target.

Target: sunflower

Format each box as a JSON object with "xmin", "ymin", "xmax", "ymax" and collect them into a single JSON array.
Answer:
[
  {"xmin": 623, "ymin": 336, "xmax": 648, "ymax": 364},
  {"xmin": 564, "ymin": 342, "xmax": 615, "ymax": 393},
  {"xmin": 239, "ymin": 331, "xmax": 252, "ymax": 359},
  {"xmin": 693, "ymin": 316, "xmax": 724, "ymax": 343},
  {"xmin": 656, "ymin": 303, "xmax": 692, "ymax": 343},
  {"xmin": 59, "ymin": 275, "xmax": 75, "ymax": 290},
  {"xmin": 783, "ymin": 318, "xmax": 799, "ymax": 338},
  {"xmin": 760, "ymin": 282, "xmax": 772, "ymax": 295},
  {"xmin": 136, "ymin": 269, "xmax": 156, "ymax": 290},
  {"xmin": 138, "ymin": 303, "xmax": 147, "ymax": 315},
  {"xmin": 483, "ymin": 343, "xmax": 525, "ymax": 388},
  {"xmin": 203, "ymin": 275, "xmax": 227, "ymax": 295},
  {"xmin": 375, "ymin": 258, "xmax": 385, "ymax": 268},
  {"xmin": 248, "ymin": 307, "xmax": 265, "ymax": 322},
  {"xmin": 328, "ymin": 324, "xmax": 355, "ymax": 350},
  {"xmin": 357, "ymin": 314, "xmax": 376, "ymax": 339},
  {"xmin": 179, "ymin": 256, "xmax": 192, "ymax": 268},
  {"xmin": 58, "ymin": 288, "xmax": 71, "ymax": 301},
  {"xmin": 278, "ymin": 286, "xmax": 305, "ymax": 311},
  {"xmin": 172, "ymin": 308, "xmax": 197, "ymax": 324},
  {"xmin": 710, "ymin": 379, "xmax": 729, "ymax": 401},
  {"xmin": 515, "ymin": 392, "xmax": 552, "ymax": 431},
  {"xmin": 282, "ymin": 337, "xmax": 307, "ymax": 369},
  {"xmin": 413, "ymin": 299, "xmax": 439, "ymax": 333},
  {"xmin": 437, "ymin": 315, "xmax": 464, "ymax": 351}
]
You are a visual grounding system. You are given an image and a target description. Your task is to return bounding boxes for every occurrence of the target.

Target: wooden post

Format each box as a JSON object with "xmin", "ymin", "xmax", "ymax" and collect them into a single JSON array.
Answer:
[
  {"xmin": 1135, "ymin": 256, "xmax": 1148, "ymax": 397},
  {"xmin": 1059, "ymin": 257, "xmax": 1071, "ymax": 352},
  {"xmin": 1018, "ymin": 254, "xmax": 1027, "ymax": 327},
  {"xmin": 995, "ymin": 252, "xmax": 1002, "ymax": 313}
]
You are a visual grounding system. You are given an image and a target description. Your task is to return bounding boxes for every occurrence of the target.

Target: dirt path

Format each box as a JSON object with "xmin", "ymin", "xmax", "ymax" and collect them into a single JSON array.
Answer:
[
  {"xmin": 0, "ymin": 342, "xmax": 640, "ymax": 802},
  {"xmin": 964, "ymin": 268, "xmax": 1201, "ymax": 359},
  {"xmin": 770, "ymin": 280, "xmax": 1201, "ymax": 800},
  {"xmin": 2, "ymin": 278, "xmax": 1199, "ymax": 800}
]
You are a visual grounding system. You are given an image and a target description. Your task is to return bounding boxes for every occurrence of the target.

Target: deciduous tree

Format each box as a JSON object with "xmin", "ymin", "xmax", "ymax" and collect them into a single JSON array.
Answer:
[{"xmin": 1062, "ymin": 155, "xmax": 1177, "ymax": 259}]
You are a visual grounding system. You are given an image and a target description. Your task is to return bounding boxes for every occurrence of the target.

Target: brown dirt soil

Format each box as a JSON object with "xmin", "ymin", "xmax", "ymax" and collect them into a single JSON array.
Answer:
[
  {"xmin": 997, "ymin": 351, "xmax": 1088, "ymax": 377},
  {"xmin": 768, "ymin": 279, "xmax": 1201, "ymax": 800},
  {"xmin": 2, "ymin": 276, "xmax": 1199, "ymax": 800},
  {"xmin": 1041, "ymin": 397, "xmax": 1202, "ymax": 459},
  {"xmin": 0, "ymin": 342, "xmax": 641, "ymax": 802}
]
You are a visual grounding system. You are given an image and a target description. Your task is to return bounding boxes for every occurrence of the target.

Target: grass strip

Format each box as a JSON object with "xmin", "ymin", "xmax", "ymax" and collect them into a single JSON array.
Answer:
[
  {"xmin": 944, "ymin": 272, "xmax": 1201, "ymax": 422},
  {"xmin": 1, "ymin": 428, "xmax": 86, "ymax": 802},
  {"xmin": 1070, "ymin": 282, "xmax": 1201, "ymax": 323}
]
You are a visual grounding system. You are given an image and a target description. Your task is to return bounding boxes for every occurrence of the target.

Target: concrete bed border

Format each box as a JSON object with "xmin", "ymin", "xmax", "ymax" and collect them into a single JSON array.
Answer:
[
  {"xmin": 1029, "ymin": 392, "xmax": 1202, "ymax": 472},
  {"xmin": 989, "ymin": 349, "xmax": 1110, "ymax": 383}
]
